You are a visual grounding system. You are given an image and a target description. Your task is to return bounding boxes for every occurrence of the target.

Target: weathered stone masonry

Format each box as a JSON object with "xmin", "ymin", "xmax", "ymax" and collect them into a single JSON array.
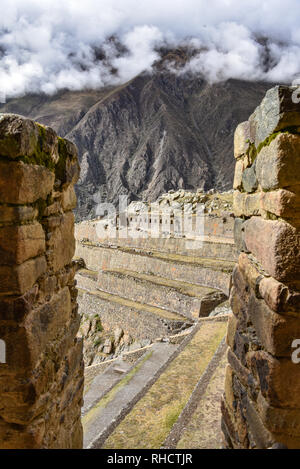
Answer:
[
  {"xmin": 222, "ymin": 86, "xmax": 300, "ymax": 449},
  {"xmin": 0, "ymin": 114, "xmax": 83, "ymax": 448}
]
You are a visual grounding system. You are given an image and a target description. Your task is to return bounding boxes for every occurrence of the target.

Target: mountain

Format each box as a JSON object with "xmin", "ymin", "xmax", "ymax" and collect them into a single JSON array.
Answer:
[{"xmin": 0, "ymin": 70, "xmax": 271, "ymax": 221}]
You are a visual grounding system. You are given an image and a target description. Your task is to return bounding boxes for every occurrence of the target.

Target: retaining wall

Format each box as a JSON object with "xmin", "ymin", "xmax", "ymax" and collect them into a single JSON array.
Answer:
[
  {"xmin": 222, "ymin": 86, "xmax": 300, "ymax": 449},
  {"xmin": 0, "ymin": 114, "xmax": 83, "ymax": 448},
  {"xmin": 76, "ymin": 243, "xmax": 233, "ymax": 295}
]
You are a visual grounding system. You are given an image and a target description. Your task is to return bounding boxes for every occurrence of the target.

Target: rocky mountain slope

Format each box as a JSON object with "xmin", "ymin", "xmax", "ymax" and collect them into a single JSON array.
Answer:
[{"xmin": 0, "ymin": 72, "xmax": 271, "ymax": 221}]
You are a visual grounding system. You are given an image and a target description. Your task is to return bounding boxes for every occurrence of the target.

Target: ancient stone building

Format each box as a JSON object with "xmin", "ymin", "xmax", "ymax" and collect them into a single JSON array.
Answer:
[
  {"xmin": 222, "ymin": 86, "xmax": 300, "ymax": 449},
  {"xmin": 0, "ymin": 114, "xmax": 83, "ymax": 449},
  {"xmin": 1, "ymin": 85, "xmax": 299, "ymax": 450}
]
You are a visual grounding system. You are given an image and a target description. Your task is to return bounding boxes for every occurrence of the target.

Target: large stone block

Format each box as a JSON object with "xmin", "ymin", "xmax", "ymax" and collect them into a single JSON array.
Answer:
[
  {"xmin": 249, "ymin": 86, "xmax": 300, "ymax": 148},
  {"xmin": 221, "ymin": 396, "xmax": 239, "ymax": 448},
  {"xmin": 257, "ymin": 392, "xmax": 300, "ymax": 436},
  {"xmin": 243, "ymin": 217, "xmax": 300, "ymax": 282},
  {"xmin": 256, "ymin": 133, "xmax": 300, "ymax": 191},
  {"xmin": 0, "ymin": 206, "xmax": 38, "ymax": 225},
  {"xmin": 238, "ymin": 388, "xmax": 274, "ymax": 449},
  {"xmin": 248, "ymin": 351, "xmax": 300, "ymax": 408},
  {"xmin": 242, "ymin": 165, "xmax": 258, "ymax": 193},
  {"xmin": 0, "ymin": 287, "xmax": 38, "ymax": 321},
  {"xmin": 0, "ymin": 417, "xmax": 44, "ymax": 449},
  {"xmin": 233, "ymin": 191, "xmax": 261, "ymax": 218},
  {"xmin": 227, "ymin": 349, "xmax": 258, "ymax": 400},
  {"xmin": 24, "ymin": 287, "xmax": 72, "ymax": 364},
  {"xmin": 233, "ymin": 191, "xmax": 244, "ymax": 218},
  {"xmin": 226, "ymin": 313, "xmax": 238, "ymax": 349},
  {"xmin": 232, "ymin": 263, "xmax": 252, "ymax": 303},
  {"xmin": 0, "ymin": 223, "xmax": 45, "ymax": 265},
  {"xmin": 0, "ymin": 256, "xmax": 47, "ymax": 295},
  {"xmin": 0, "ymin": 160, "xmax": 54, "ymax": 205},
  {"xmin": 229, "ymin": 287, "xmax": 248, "ymax": 331},
  {"xmin": 234, "ymin": 218, "xmax": 247, "ymax": 253},
  {"xmin": 248, "ymin": 293, "xmax": 300, "ymax": 357},
  {"xmin": 56, "ymin": 138, "xmax": 80, "ymax": 189},
  {"xmin": 46, "ymin": 212, "xmax": 75, "ymax": 272},
  {"xmin": 61, "ymin": 185, "xmax": 77, "ymax": 211},
  {"xmin": 230, "ymin": 375, "xmax": 250, "ymax": 448},
  {"xmin": 234, "ymin": 121, "xmax": 252, "ymax": 158},
  {"xmin": 260, "ymin": 189, "xmax": 300, "ymax": 219},
  {"xmin": 0, "ymin": 114, "xmax": 59, "ymax": 165},
  {"xmin": 0, "ymin": 114, "xmax": 39, "ymax": 159},
  {"xmin": 243, "ymin": 193, "xmax": 261, "ymax": 217},
  {"xmin": 230, "ymin": 330, "xmax": 250, "ymax": 367},
  {"xmin": 237, "ymin": 252, "xmax": 264, "ymax": 294},
  {"xmin": 0, "ymin": 378, "xmax": 38, "ymax": 425},
  {"xmin": 233, "ymin": 159, "xmax": 244, "ymax": 190},
  {"xmin": 258, "ymin": 277, "xmax": 289, "ymax": 313},
  {"xmin": 224, "ymin": 365, "xmax": 235, "ymax": 412}
]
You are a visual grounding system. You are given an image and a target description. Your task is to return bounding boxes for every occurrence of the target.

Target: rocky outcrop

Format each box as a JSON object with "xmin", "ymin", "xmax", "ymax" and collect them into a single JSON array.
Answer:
[
  {"xmin": 0, "ymin": 114, "xmax": 83, "ymax": 449},
  {"xmin": 222, "ymin": 86, "xmax": 300, "ymax": 449},
  {"xmin": 0, "ymin": 73, "xmax": 271, "ymax": 221}
]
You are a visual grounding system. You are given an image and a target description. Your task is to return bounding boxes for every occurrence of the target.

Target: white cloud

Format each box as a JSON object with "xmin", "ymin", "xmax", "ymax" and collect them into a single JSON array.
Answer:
[{"xmin": 0, "ymin": 0, "xmax": 299, "ymax": 97}]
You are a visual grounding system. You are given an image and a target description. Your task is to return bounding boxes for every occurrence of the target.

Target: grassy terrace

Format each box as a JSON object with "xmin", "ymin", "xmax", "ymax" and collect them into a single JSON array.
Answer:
[
  {"xmin": 103, "ymin": 319, "xmax": 227, "ymax": 449},
  {"xmin": 101, "ymin": 268, "xmax": 216, "ymax": 298},
  {"xmin": 80, "ymin": 242, "xmax": 235, "ymax": 273},
  {"xmin": 77, "ymin": 288, "xmax": 188, "ymax": 322},
  {"xmin": 177, "ymin": 351, "xmax": 228, "ymax": 449}
]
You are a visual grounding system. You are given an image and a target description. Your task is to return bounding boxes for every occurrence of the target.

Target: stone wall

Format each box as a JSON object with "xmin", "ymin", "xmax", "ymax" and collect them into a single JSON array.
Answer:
[
  {"xmin": 75, "ymin": 215, "xmax": 236, "ymax": 261},
  {"xmin": 76, "ymin": 243, "xmax": 232, "ymax": 295},
  {"xmin": 0, "ymin": 114, "xmax": 83, "ymax": 448},
  {"xmin": 222, "ymin": 86, "xmax": 300, "ymax": 449}
]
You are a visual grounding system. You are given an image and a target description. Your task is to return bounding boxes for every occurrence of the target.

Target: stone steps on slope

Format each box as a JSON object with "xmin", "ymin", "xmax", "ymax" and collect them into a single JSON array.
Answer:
[
  {"xmin": 76, "ymin": 268, "xmax": 227, "ymax": 320},
  {"xmin": 75, "ymin": 243, "xmax": 234, "ymax": 295},
  {"xmin": 101, "ymin": 317, "xmax": 228, "ymax": 449}
]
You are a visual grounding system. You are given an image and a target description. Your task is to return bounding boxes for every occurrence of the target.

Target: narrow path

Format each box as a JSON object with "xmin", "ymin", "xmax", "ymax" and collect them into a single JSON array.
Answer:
[{"xmin": 83, "ymin": 358, "xmax": 132, "ymax": 416}]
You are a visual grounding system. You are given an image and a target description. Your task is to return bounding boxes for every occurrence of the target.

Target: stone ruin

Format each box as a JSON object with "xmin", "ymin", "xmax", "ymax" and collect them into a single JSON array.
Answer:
[
  {"xmin": 0, "ymin": 115, "xmax": 83, "ymax": 448},
  {"xmin": 0, "ymin": 84, "xmax": 299, "ymax": 449},
  {"xmin": 222, "ymin": 86, "xmax": 300, "ymax": 449}
]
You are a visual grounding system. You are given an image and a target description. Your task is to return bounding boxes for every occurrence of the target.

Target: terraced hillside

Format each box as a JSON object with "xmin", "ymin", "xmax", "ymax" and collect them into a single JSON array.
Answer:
[
  {"xmin": 74, "ymin": 208, "xmax": 235, "ymax": 447},
  {"xmin": 76, "ymin": 211, "xmax": 235, "ymax": 359}
]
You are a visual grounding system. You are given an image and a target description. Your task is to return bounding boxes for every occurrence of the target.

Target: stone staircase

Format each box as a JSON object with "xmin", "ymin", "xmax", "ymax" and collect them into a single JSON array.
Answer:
[{"xmin": 82, "ymin": 316, "xmax": 228, "ymax": 449}]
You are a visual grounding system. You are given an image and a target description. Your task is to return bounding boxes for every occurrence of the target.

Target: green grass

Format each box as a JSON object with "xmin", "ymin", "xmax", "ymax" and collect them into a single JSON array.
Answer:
[
  {"xmin": 103, "ymin": 320, "xmax": 227, "ymax": 449},
  {"xmin": 177, "ymin": 352, "xmax": 228, "ymax": 449}
]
